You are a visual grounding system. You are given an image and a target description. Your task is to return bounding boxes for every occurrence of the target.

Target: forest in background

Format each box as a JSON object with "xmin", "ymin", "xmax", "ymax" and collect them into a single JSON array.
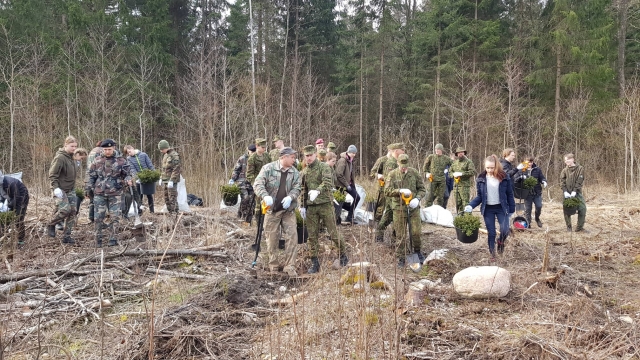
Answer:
[{"xmin": 0, "ymin": 0, "xmax": 639, "ymax": 202}]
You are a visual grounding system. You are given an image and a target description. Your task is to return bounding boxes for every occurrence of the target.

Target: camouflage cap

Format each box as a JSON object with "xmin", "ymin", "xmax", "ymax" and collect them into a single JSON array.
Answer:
[
  {"xmin": 318, "ymin": 149, "xmax": 327, "ymax": 156},
  {"xmin": 327, "ymin": 142, "xmax": 336, "ymax": 150},
  {"xmin": 398, "ymin": 154, "xmax": 409, "ymax": 165},
  {"xmin": 388, "ymin": 142, "xmax": 405, "ymax": 151},
  {"xmin": 454, "ymin": 146, "xmax": 467, "ymax": 155},
  {"xmin": 255, "ymin": 138, "xmax": 267, "ymax": 146},
  {"xmin": 303, "ymin": 145, "xmax": 316, "ymax": 155},
  {"xmin": 435, "ymin": 143, "xmax": 444, "ymax": 151},
  {"xmin": 158, "ymin": 140, "xmax": 170, "ymax": 150},
  {"xmin": 272, "ymin": 135, "xmax": 284, "ymax": 143}
]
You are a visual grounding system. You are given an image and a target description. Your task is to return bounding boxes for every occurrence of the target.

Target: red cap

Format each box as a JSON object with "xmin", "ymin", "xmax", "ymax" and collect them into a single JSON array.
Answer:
[{"xmin": 315, "ymin": 138, "xmax": 324, "ymax": 145}]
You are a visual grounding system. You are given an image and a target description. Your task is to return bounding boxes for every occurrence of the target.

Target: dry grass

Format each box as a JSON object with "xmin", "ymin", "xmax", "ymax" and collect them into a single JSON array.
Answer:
[{"xmin": 1, "ymin": 187, "xmax": 639, "ymax": 359}]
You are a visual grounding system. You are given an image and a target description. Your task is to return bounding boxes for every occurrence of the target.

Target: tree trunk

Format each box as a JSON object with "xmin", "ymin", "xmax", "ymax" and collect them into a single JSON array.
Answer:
[
  {"xmin": 249, "ymin": 0, "xmax": 258, "ymax": 130},
  {"xmin": 378, "ymin": 46, "xmax": 384, "ymax": 157},
  {"xmin": 618, "ymin": 0, "xmax": 628, "ymax": 97},
  {"xmin": 551, "ymin": 50, "xmax": 562, "ymax": 178},
  {"xmin": 359, "ymin": 40, "xmax": 364, "ymax": 169}
]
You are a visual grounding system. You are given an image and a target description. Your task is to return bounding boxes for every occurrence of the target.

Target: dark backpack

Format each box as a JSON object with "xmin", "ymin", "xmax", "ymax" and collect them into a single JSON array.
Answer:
[{"xmin": 187, "ymin": 194, "xmax": 204, "ymax": 206}]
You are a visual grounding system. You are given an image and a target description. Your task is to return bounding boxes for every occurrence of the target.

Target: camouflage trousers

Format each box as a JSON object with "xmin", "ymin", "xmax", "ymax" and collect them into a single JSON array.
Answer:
[
  {"xmin": 453, "ymin": 185, "xmax": 471, "ymax": 214},
  {"xmin": 374, "ymin": 189, "xmax": 386, "ymax": 222},
  {"xmin": 564, "ymin": 193, "xmax": 587, "ymax": 230},
  {"xmin": 261, "ymin": 210, "xmax": 298, "ymax": 270},
  {"xmin": 426, "ymin": 181, "xmax": 446, "ymax": 207},
  {"xmin": 164, "ymin": 186, "xmax": 178, "ymax": 213},
  {"xmin": 392, "ymin": 206, "xmax": 422, "ymax": 258},
  {"xmin": 94, "ymin": 194, "xmax": 122, "ymax": 240},
  {"xmin": 48, "ymin": 190, "xmax": 77, "ymax": 236},
  {"xmin": 376, "ymin": 202, "xmax": 394, "ymax": 236},
  {"xmin": 307, "ymin": 203, "xmax": 345, "ymax": 258}
]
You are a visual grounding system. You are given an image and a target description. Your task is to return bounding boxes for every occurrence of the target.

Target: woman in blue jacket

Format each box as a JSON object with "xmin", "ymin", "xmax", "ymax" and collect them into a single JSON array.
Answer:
[{"xmin": 465, "ymin": 154, "xmax": 516, "ymax": 259}]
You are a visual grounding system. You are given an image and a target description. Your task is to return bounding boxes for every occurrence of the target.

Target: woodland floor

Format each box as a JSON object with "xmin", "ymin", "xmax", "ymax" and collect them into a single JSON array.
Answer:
[{"xmin": 1, "ymin": 187, "xmax": 639, "ymax": 359}]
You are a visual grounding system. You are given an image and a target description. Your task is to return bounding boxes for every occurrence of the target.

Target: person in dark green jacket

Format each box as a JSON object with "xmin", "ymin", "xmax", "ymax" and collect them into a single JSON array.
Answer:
[
  {"xmin": 47, "ymin": 136, "xmax": 79, "ymax": 244},
  {"xmin": 560, "ymin": 153, "xmax": 587, "ymax": 232}
]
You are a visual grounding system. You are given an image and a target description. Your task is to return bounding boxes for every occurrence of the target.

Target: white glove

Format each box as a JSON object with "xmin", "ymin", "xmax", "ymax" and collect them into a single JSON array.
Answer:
[
  {"xmin": 308, "ymin": 190, "xmax": 320, "ymax": 202},
  {"xmin": 281, "ymin": 196, "xmax": 292, "ymax": 209},
  {"xmin": 263, "ymin": 196, "xmax": 274, "ymax": 207},
  {"xmin": 444, "ymin": 169, "xmax": 448, "ymax": 174},
  {"xmin": 570, "ymin": 191, "xmax": 576, "ymax": 198},
  {"xmin": 136, "ymin": 179, "xmax": 141, "ymax": 184},
  {"xmin": 399, "ymin": 189, "xmax": 411, "ymax": 196},
  {"xmin": 333, "ymin": 199, "xmax": 339, "ymax": 205},
  {"xmin": 167, "ymin": 181, "xmax": 174, "ymax": 189},
  {"xmin": 158, "ymin": 179, "xmax": 163, "ymax": 186},
  {"xmin": 377, "ymin": 174, "xmax": 383, "ymax": 179},
  {"xmin": 0, "ymin": 201, "xmax": 7, "ymax": 213},
  {"xmin": 517, "ymin": 163, "xmax": 524, "ymax": 170},
  {"xmin": 542, "ymin": 181, "xmax": 547, "ymax": 188},
  {"xmin": 453, "ymin": 172, "xmax": 463, "ymax": 177},
  {"xmin": 464, "ymin": 205, "xmax": 472, "ymax": 213},
  {"xmin": 425, "ymin": 173, "xmax": 431, "ymax": 179},
  {"xmin": 53, "ymin": 188, "xmax": 64, "ymax": 198},
  {"xmin": 299, "ymin": 208, "xmax": 306, "ymax": 219},
  {"xmin": 228, "ymin": 179, "xmax": 234, "ymax": 185},
  {"xmin": 409, "ymin": 198, "xmax": 420, "ymax": 209},
  {"xmin": 345, "ymin": 193, "xmax": 354, "ymax": 204},
  {"xmin": 564, "ymin": 191, "xmax": 571, "ymax": 198}
]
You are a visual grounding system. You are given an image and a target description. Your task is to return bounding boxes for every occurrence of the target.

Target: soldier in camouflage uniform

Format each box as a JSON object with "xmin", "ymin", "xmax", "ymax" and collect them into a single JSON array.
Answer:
[
  {"xmin": 375, "ymin": 143, "xmax": 405, "ymax": 242},
  {"xmin": 370, "ymin": 148, "xmax": 391, "ymax": 222},
  {"xmin": 560, "ymin": 153, "xmax": 587, "ymax": 232},
  {"xmin": 47, "ymin": 136, "xmax": 79, "ymax": 244},
  {"xmin": 230, "ymin": 143, "xmax": 256, "ymax": 223},
  {"xmin": 247, "ymin": 138, "xmax": 271, "ymax": 224},
  {"xmin": 422, "ymin": 144, "xmax": 452, "ymax": 207},
  {"xmin": 449, "ymin": 147, "xmax": 476, "ymax": 213},
  {"xmin": 269, "ymin": 135, "xmax": 285, "ymax": 162},
  {"xmin": 327, "ymin": 142, "xmax": 337, "ymax": 154},
  {"xmin": 253, "ymin": 147, "xmax": 301, "ymax": 276},
  {"xmin": 87, "ymin": 139, "xmax": 132, "ymax": 247},
  {"xmin": 158, "ymin": 140, "xmax": 181, "ymax": 213},
  {"xmin": 300, "ymin": 145, "xmax": 348, "ymax": 274},
  {"xmin": 385, "ymin": 154, "xmax": 426, "ymax": 267}
]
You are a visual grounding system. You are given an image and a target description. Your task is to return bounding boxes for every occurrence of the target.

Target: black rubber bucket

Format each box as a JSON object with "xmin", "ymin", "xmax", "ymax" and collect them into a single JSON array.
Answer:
[
  {"xmin": 223, "ymin": 194, "xmax": 238, "ymax": 206},
  {"xmin": 514, "ymin": 186, "xmax": 530, "ymax": 200},
  {"xmin": 563, "ymin": 206, "xmax": 578, "ymax": 216},
  {"xmin": 455, "ymin": 227, "xmax": 479, "ymax": 244},
  {"xmin": 140, "ymin": 182, "xmax": 156, "ymax": 195}
]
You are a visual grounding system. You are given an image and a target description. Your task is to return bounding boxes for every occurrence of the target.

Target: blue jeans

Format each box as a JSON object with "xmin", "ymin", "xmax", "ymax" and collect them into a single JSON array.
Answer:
[{"xmin": 483, "ymin": 204, "xmax": 510, "ymax": 254}]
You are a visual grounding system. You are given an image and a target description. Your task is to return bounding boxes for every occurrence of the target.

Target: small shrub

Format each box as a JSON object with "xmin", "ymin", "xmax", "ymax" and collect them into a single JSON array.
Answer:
[
  {"xmin": 0, "ymin": 211, "xmax": 16, "ymax": 227},
  {"xmin": 522, "ymin": 176, "xmax": 538, "ymax": 189},
  {"xmin": 137, "ymin": 169, "xmax": 161, "ymax": 184},
  {"xmin": 75, "ymin": 187, "xmax": 85, "ymax": 199},
  {"xmin": 453, "ymin": 213, "xmax": 481, "ymax": 236},
  {"xmin": 333, "ymin": 190, "xmax": 346, "ymax": 203},
  {"xmin": 563, "ymin": 197, "xmax": 581, "ymax": 208},
  {"xmin": 220, "ymin": 184, "xmax": 240, "ymax": 205},
  {"xmin": 295, "ymin": 208, "xmax": 303, "ymax": 227}
]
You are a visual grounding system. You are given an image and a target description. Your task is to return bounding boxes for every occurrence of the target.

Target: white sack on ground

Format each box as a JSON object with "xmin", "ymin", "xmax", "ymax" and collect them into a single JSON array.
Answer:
[
  {"xmin": 219, "ymin": 195, "xmax": 242, "ymax": 212},
  {"xmin": 420, "ymin": 205, "xmax": 454, "ymax": 227}
]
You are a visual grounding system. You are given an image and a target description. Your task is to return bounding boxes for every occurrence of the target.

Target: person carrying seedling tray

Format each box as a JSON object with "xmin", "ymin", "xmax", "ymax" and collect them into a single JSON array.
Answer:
[
  {"xmin": 560, "ymin": 153, "xmax": 587, "ymax": 233},
  {"xmin": 512, "ymin": 156, "xmax": 547, "ymax": 228},
  {"xmin": 384, "ymin": 154, "xmax": 426, "ymax": 268}
]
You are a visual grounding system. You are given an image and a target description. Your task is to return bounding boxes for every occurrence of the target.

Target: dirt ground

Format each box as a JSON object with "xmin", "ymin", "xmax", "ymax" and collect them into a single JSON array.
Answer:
[{"xmin": 1, "ymin": 188, "xmax": 639, "ymax": 359}]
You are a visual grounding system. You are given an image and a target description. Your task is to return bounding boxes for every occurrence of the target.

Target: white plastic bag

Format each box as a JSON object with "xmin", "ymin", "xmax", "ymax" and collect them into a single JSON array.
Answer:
[
  {"xmin": 220, "ymin": 195, "xmax": 242, "ymax": 211},
  {"xmin": 128, "ymin": 202, "xmax": 137, "ymax": 217},
  {"xmin": 420, "ymin": 205, "xmax": 454, "ymax": 227},
  {"xmin": 159, "ymin": 175, "xmax": 191, "ymax": 213}
]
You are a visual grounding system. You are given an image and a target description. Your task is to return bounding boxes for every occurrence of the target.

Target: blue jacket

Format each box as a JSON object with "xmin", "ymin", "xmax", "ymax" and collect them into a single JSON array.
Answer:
[
  {"xmin": 127, "ymin": 151, "xmax": 155, "ymax": 176},
  {"xmin": 469, "ymin": 172, "xmax": 516, "ymax": 215}
]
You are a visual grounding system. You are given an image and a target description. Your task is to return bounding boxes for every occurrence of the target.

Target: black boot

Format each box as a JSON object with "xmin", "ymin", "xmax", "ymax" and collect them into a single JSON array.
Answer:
[
  {"xmin": 497, "ymin": 239, "xmax": 505, "ymax": 254},
  {"xmin": 96, "ymin": 236, "xmax": 103, "ymax": 248},
  {"xmin": 416, "ymin": 251, "xmax": 425, "ymax": 264},
  {"xmin": 62, "ymin": 236, "xmax": 75, "ymax": 245},
  {"xmin": 149, "ymin": 202, "xmax": 155, "ymax": 214},
  {"xmin": 339, "ymin": 253, "xmax": 349, "ymax": 267},
  {"xmin": 536, "ymin": 218, "xmax": 543, "ymax": 227},
  {"xmin": 308, "ymin": 257, "xmax": 320, "ymax": 274},
  {"xmin": 47, "ymin": 225, "xmax": 56, "ymax": 238}
]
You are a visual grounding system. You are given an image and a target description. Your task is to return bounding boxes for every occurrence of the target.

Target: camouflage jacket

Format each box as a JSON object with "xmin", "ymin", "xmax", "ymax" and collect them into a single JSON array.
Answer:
[
  {"xmin": 301, "ymin": 159, "xmax": 334, "ymax": 206},
  {"xmin": 247, "ymin": 152, "xmax": 271, "ymax": 185},
  {"xmin": 422, "ymin": 154, "xmax": 452, "ymax": 182},
  {"xmin": 384, "ymin": 167, "xmax": 426, "ymax": 210},
  {"xmin": 87, "ymin": 155, "xmax": 132, "ymax": 196},
  {"xmin": 161, "ymin": 149, "xmax": 181, "ymax": 182},
  {"xmin": 370, "ymin": 155, "xmax": 388, "ymax": 179},
  {"xmin": 231, "ymin": 154, "xmax": 249, "ymax": 187},
  {"xmin": 253, "ymin": 160, "xmax": 301, "ymax": 212},
  {"xmin": 449, "ymin": 157, "xmax": 476, "ymax": 187},
  {"xmin": 560, "ymin": 163, "xmax": 585, "ymax": 194},
  {"xmin": 382, "ymin": 156, "xmax": 399, "ymax": 178},
  {"xmin": 269, "ymin": 148, "xmax": 282, "ymax": 162}
]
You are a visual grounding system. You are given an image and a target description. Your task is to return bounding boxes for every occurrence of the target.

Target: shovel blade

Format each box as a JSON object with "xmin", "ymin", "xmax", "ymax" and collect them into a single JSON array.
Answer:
[{"xmin": 406, "ymin": 253, "xmax": 421, "ymax": 273}]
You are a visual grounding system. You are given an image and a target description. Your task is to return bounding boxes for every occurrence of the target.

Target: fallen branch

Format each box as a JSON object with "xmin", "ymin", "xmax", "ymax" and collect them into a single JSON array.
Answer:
[
  {"xmin": 145, "ymin": 268, "xmax": 208, "ymax": 280},
  {"xmin": 268, "ymin": 291, "xmax": 308, "ymax": 306}
]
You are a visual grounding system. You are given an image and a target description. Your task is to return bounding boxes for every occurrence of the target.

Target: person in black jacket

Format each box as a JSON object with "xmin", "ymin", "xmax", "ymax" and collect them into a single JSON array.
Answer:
[
  {"xmin": 500, "ymin": 148, "xmax": 519, "ymax": 180},
  {"xmin": 0, "ymin": 172, "xmax": 29, "ymax": 247},
  {"xmin": 513, "ymin": 156, "xmax": 547, "ymax": 228}
]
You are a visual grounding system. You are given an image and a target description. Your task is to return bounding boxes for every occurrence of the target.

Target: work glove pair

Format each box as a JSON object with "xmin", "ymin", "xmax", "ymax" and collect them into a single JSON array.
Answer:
[
  {"xmin": 517, "ymin": 163, "xmax": 525, "ymax": 170},
  {"xmin": 262, "ymin": 195, "xmax": 293, "ymax": 210},
  {"xmin": 453, "ymin": 172, "xmax": 463, "ymax": 178},
  {"xmin": 563, "ymin": 191, "xmax": 576, "ymax": 198},
  {"xmin": 464, "ymin": 205, "xmax": 473, "ymax": 213},
  {"xmin": 425, "ymin": 173, "xmax": 431, "ymax": 179},
  {"xmin": 157, "ymin": 179, "xmax": 174, "ymax": 188},
  {"xmin": 53, "ymin": 188, "xmax": 64, "ymax": 199}
]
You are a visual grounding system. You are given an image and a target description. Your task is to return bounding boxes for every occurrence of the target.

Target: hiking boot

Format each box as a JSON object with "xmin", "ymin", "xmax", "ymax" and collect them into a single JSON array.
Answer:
[
  {"xmin": 47, "ymin": 225, "xmax": 56, "ymax": 238},
  {"xmin": 397, "ymin": 258, "xmax": 405, "ymax": 268},
  {"xmin": 96, "ymin": 237, "xmax": 103, "ymax": 248},
  {"xmin": 62, "ymin": 236, "xmax": 75, "ymax": 245},
  {"xmin": 55, "ymin": 223, "xmax": 64, "ymax": 231},
  {"xmin": 536, "ymin": 218, "xmax": 543, "ymax": 228},
  {"xmin": 416, "ymin": 251, "xmax": 425, "ymax": 264},
  {"xmin": 339, "ymin": 253, "xmax": 349, "ymax": 267},
  {"xmin": 308, "ymin": 257, "xmax": 320, "ymax": 274},
  {"xmin": 497, "ymin": 240, "xmax": 505, "ymax": 255},
  {"xmin": 567, "ymin": 226, "xmax": 572, "ymax": 232},
  {"xmin": 283, "ymin": 265, "xmax": 298, "ymax": 277},
  {"xmin": 108, "ymin": 238, "xmax": 119, "ymax": 247},
  {"xmin": 575, "ymin": 228, "xmax": 590, "ymax": 233}
]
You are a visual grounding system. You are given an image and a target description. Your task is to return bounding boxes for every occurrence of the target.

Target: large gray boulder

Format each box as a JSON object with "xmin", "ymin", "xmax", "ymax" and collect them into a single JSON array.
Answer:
[{"xmin": 452, "ymin": 266, "xmax": 511, "ymax": 298}]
